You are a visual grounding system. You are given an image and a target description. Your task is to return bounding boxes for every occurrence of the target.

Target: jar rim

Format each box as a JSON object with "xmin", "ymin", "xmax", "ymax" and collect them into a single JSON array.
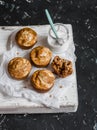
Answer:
[{"xmin": 49, "ymin": 23, "xmax": 69, "ymax": 40}]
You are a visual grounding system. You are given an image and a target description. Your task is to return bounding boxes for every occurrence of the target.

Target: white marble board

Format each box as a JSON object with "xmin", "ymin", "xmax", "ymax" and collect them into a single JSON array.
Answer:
[{"xmin": 0, "ymin": 25, "xmax": 78, "ymax": 113}]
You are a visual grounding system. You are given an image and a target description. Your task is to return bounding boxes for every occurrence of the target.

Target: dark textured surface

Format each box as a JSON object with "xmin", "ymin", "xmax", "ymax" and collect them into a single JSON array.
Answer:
[{"xmin": 0, "ymin": 0, "xmax": 97, "ymax": 130}]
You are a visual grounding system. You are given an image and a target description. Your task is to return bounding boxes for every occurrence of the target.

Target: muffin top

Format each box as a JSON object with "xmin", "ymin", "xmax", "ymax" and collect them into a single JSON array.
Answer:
[
  {"xmin": 51, "ymin": 56, "xmax": 73, "ymax": 78},
  {"xmin": 15, "ymin": 27, "xmax": 37, "ymax": 49},
  {"xmin": 31, "ymin": 70, "xmax": 55, "ymax": 92},
  {"xmin": 8, "ymin": 57, "xmax": 32, "ymax": 79},
  {"xmin": 30, "ymin": 46, "xmax": 52, "ymax": 67}
]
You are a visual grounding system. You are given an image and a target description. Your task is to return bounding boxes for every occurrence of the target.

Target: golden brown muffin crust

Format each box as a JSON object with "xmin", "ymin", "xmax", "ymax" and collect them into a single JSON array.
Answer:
[
  {"xmin": 15, "ymin": 27, "xmax": 37, "ymax": 49},
  {"xmin": 51, "ymin": 56, "xmax": 73, "ymax": 78},
  {"xmin": 8, "ymin": 57, "xmax": 32, "ymax": 80},
  {"xmin": 31, "ymin": 70, "xmax": 55, "ymax": 92},
  {"xmin": 30, "ymin": 46, "xmax": 52, "ymax": 67}
]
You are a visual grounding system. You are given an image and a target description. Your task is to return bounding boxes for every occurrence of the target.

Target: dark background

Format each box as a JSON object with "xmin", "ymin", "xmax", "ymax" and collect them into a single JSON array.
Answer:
[{"xmin": 0, "ymin": 0, "xmax": 97, "ymax": 130}]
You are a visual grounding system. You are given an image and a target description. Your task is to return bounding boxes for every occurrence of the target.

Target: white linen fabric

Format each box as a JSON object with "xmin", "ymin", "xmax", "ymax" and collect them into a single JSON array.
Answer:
[{"xmin": 0, "ymin": 28, "xmax": 76, "ymax": 108}]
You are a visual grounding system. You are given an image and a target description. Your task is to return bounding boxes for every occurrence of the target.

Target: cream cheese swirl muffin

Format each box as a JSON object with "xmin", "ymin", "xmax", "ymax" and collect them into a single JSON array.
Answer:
[
  {"xmin": 31, "ymin": 70, "xmax": 55, "ymax": 92},
  {"xmin": 8, "ymin": 57, "xmax": 32, "ymax": 80},
  {"xmin": 15, "ymin": 27, "xmax": 37, "ymax": 49},
  {"xmin": 30, "ymin": 46, "xmax": 52, "ymax": 67}
]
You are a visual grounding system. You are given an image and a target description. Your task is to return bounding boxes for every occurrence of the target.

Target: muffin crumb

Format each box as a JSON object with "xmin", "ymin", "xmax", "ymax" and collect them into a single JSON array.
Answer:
[
  {"xmin": 49, "ymin": 94, "xmax": 52, "ymax": 97},
  {"xmin": 16, "ymin": 52, "xmax": 19, "ymax": 55}
]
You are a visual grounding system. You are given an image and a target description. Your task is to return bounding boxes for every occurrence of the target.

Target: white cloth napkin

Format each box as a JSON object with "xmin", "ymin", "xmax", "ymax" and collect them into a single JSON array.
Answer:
[{"xmin": 0, "ymin": 31, "xmax": 76, "ymax": 108}]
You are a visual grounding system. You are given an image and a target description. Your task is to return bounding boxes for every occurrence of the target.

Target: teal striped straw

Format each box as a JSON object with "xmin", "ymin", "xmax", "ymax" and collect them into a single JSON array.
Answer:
[{"xmin": 45, "ymin": 9, "xmax": 58, "ymax": 39}]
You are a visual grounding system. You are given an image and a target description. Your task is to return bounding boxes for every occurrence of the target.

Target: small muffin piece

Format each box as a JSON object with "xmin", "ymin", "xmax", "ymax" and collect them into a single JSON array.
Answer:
[
  {"xmin": 15, "ymin": 27, "xmax": 37, "ymax": 49},
  {"xmin": 8, "ymin": 57, "xmax": 32, "ymax": 80},
  {"xmin": 30, "ymin": 46, "xmax": 52, "ymax": 67},
  {"xmin": 31, "ymin": 70, "xmax": 55, "ymax": 92},
  {"xmin": 51, "ymin": 56, "xmax": 73, "ymax": 78}
]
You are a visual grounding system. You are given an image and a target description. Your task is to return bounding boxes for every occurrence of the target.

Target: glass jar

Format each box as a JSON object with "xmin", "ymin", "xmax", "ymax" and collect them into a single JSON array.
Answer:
[{"xmin": 47, "ymin": 23, "xmax": 69, "ymax": 53}]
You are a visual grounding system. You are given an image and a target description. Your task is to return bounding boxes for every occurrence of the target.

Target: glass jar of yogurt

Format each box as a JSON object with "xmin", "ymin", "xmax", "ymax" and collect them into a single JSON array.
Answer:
[{"xmin": 47, "ymin": 23, "xmax": 69, "ymax": 53}]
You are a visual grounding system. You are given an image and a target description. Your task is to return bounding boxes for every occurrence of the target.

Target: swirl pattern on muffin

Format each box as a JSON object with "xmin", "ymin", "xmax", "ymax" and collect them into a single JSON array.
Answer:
[
  {"xmin": 31, "ymin": 70, "xmax": 55, "ymax": 92},
  {"xmin": 15, "ymin": 27, "xmax": 37, "ymax": 49},
  {"xmin": 8, "ymin": 57, "xmax": 32, "ymax": 80},
  {"xmin": 30, "ymin": 46, "xmax": 52, "ymax": 67}
]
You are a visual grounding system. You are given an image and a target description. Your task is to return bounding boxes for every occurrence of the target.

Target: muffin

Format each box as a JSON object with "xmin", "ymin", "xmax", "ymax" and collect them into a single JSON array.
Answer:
[
  {"xmin": 8, "ymin": 57, "xmax": 32, "ymax": 80},
  {"xmin": 31, "ymin": 70, "xmax": 55, "ymax": 92},
  {"xmin": 30, "ymin": 46, "xmax": 52, "ymax": 67},
  {"xmin": 51, "ymin": 56, "xmax": 73, "ymax": 78},
  {"xmin": 15, "ymin": 27, "xmax": 37, "ymax": 49}
]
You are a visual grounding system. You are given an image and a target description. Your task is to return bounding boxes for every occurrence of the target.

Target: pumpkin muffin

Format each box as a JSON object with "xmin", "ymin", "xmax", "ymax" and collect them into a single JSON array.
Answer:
[
  {"xmin": 15, "ymin": 27, "xmax": 37, "ymax": 49},
  {"xmin": 30, "ymin": 46, "xmax": 52, "ymax": 67},
  {"xmin": 8, "ymin": 57, "xmax": 32, "ymax": 80},
  {"xmin": 51, "ymin": 56, "xmax": 73, "ymax": 78},
  {"xmin": 31, "ymin": 70, "xmax": 55, "ymax": 92}
]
